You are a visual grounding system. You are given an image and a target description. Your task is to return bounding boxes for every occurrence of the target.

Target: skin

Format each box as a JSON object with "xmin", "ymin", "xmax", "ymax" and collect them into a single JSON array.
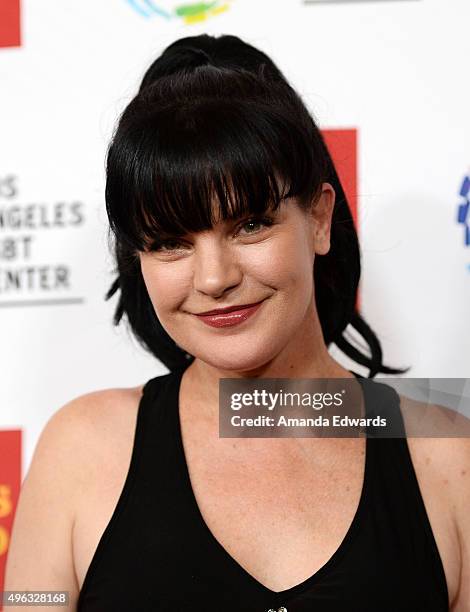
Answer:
[
  {"xmin": 4, "ymin": 182, "xmax": 469, "ymax": 609},
  {"xmin": 139, "ymin": 182, "xmax": 350, "ymax": 386}
]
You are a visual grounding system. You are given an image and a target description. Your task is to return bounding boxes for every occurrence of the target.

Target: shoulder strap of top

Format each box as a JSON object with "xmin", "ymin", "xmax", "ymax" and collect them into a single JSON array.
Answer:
[
  {"xmin": 355, "ymin": 376, "xmax": 406, "ymax": 438},
  {"xmin": 354, "ymin": 376, "xmax": 449, "ymax": 605},
  {"xmin": 76, "ymin": 369, "xmax": 178, "ymax": 605},
  {"xmin": 141, "ymin": 370, "xmax": 173, "ymax": 398}
]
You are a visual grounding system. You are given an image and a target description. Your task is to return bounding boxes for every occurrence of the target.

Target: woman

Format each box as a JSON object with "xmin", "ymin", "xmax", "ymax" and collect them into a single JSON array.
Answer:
[{"xmin": 5, "ymin": 34, "xmax": 468, "ymax": 611}]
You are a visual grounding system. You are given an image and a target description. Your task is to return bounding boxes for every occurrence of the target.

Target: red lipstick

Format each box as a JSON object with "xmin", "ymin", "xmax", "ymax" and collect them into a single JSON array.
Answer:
[{"xmin": 194, "ymin": 300, "xmax": 264, "ymax": 328}]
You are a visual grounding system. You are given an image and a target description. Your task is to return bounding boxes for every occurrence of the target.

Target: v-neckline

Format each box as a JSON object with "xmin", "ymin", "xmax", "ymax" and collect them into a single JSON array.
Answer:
[{"xmin": 169, "ymin": 366, "xmax": 374, "ymax": 600}]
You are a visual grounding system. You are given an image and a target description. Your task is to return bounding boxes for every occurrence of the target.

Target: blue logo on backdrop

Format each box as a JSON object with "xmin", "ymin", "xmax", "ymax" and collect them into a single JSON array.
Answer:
[
  {"xmin": 456, "ymin": 172, "xmax": 470, "ymax": 271},
  {"xmin": 125, "ymin": 0, "xmax": 171, "ymax": 18}
]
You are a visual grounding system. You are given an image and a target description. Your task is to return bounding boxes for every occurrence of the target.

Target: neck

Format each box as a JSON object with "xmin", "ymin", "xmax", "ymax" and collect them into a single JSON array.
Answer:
[{"xmin": 181, "ymin": 305, "xmax": 355, "ymax": 411}]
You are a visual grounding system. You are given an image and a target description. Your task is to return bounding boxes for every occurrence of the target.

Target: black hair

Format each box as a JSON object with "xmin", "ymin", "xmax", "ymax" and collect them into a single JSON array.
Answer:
[{"xmin": 104, "ymin": 33, "xmax": 409, "ymax": 378}]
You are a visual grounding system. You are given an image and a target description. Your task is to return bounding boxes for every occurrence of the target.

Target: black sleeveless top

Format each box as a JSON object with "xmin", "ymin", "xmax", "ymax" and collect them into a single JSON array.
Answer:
[{"xmin": 77, "ymin": 367, "xmax": 449, "ymax": 612}]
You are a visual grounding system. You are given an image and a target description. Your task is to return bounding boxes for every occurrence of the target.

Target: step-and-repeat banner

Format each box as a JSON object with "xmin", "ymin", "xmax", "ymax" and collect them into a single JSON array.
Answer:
[{"xmin": 1, "ymin": 0, "xmax": 469, "ymax": 595}]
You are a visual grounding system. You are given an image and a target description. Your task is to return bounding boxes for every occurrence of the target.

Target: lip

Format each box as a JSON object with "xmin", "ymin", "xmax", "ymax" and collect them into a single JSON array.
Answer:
[
  {"xmin": 194, "ymin": 299, "xmax": 265, "ymax": 328},
  {"xmin": 196, "ymin": 301, "xmax": 264, "ymax": 315}
]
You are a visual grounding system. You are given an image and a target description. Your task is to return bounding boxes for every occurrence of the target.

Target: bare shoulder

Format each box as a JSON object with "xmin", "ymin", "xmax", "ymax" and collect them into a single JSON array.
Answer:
[
  {"xmin": 399, "ymin": 392, "xmax": 470, "ymax": 522},
  {"xmin": 55, "ymin": 383, "xmax": 145, "ymax": 450},
  {"xmin": 398, "ymin": 392, "xmax": 470, "ymax": 436},
  {"xmin": 38, "ymin": 383, "xmax": 147, "ymax": 524},
  {"xmin": 4, "ymin": 383, "xmax": 145, "ymax": 610},
  {"xmin": 398, "ymin": 394, "xmax": 470, "ymax": 610},
  {"xmin": 59, "ymin": 383, "xmax": 146, "ymax": 493},
  {"xmin": 58, "ymin": 383, "xmax": 145, "ymax": 428},
  {"xmin": 26, "ymin": 383, "xmax": 146, "ymax": 484}
]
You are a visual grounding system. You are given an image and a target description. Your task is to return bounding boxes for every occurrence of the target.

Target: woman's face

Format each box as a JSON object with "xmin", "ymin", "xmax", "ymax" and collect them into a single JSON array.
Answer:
[{"xmin": 139, "ymin": 182, "xmax": 335, "ymax": 372}]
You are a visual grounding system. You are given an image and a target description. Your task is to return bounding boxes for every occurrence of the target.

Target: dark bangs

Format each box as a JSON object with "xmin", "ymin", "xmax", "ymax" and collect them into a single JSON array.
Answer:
[{"xmin": 105, "ymin": 65, "xmax": 328, "ymax": 253}]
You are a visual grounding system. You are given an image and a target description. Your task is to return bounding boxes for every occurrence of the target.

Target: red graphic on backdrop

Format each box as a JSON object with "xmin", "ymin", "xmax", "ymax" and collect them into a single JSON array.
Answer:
[
  {"xmin": 0, "ymin": 430, "xmax": 22, "ymax": 609},
  {"xmin": 0, "ymin": 0, "xmax": 21, "ymax": 48},
  {"xmin": 323, "ymin": 128, "xmax": 359, "ymax": 310},
  {"xmin": 323, "ymin": 129, "xmax": 358, "ymax": 225}
]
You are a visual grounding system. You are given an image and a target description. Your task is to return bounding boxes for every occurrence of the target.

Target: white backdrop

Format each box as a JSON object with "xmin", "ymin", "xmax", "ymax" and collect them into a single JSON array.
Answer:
[{"xmin": 1, "ymin": 0, "xmax": 469, "ymax": 476}]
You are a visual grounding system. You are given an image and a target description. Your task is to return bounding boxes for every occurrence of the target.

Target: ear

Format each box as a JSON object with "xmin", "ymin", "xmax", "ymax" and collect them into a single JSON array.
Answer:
[{"xmin": 310, "ymin": 182, "xmax": 335, "ymax": 256}]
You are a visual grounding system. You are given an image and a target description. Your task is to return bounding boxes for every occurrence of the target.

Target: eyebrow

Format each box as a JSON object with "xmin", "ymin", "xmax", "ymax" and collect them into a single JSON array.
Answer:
[{"xmin": 143, "ymin": 205, "xmax": 282, "ymax": 246}]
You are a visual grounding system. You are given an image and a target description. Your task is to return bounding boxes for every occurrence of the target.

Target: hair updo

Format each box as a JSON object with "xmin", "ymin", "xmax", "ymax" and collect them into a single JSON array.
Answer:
[{"xmin": 104, "ymin": 33, "xmax": 409, "ymax": 378}]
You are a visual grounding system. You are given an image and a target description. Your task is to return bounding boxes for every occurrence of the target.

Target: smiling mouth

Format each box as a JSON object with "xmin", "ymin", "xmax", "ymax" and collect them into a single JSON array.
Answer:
[
  {"xmin": 192, "ymin": 299, "xmax": 266, "ymax": 328},
  {"xmin": 195, "ymin": 300, "xmax": 264, "ymax": 316}
]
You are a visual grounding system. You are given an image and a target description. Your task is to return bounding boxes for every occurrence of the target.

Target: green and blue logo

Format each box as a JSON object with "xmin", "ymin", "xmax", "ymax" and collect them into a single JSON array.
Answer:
[{"xmin": 124, "ymin": 0, "xmax": 233, "ymax": 24}]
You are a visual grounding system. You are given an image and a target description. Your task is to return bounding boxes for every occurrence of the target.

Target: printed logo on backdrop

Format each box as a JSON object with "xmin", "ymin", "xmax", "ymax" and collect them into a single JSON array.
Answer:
[
  {"xmin": 0, "ymin": 430, "xmax": 21, "ymax": 602},
  {"xmin": 0, "ymin": 0, "xmax": 21, "ymax": 48},
  {"xmin": 0, "ymin": 175, "xmax": 86, "ymax": 308},
  {"xmin": 457, "ymin": 171, "xmax": 470, "ymax": 271},
  {"xmin": 125, "ymin": 0, "xmax": 233, "ymax": 24}
]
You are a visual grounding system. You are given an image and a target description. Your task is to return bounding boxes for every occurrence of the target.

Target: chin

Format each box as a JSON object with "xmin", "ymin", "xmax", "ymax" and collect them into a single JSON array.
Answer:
[{"xmin": 195, "ymin": 345, "xmax": 280, "ymax": 374}]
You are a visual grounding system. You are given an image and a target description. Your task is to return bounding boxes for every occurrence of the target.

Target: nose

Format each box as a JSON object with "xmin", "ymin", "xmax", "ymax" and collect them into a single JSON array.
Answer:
[{"xmin": 192, "ymin": 236, "xmax": 242, "ymax": 298}]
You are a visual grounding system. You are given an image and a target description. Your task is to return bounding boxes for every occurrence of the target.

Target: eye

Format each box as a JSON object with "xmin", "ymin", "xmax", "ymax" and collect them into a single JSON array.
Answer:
[
  {"xmin": 237, "ymin": 216, "xmax": 275, "ymax": 236},
  {"xmin": 148, "ymin": 237, "xmax": 187, "ymax": 252},
  {"xmin": 146, "ymin": 215, "xmax": 275, "ymax": 253}
]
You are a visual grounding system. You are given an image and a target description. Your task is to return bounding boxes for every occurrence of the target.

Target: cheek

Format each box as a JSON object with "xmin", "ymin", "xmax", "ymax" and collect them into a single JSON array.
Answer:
[
  {"xmin": 139, "ymin": 230, "xmax": 313, "ymax": 312},
  {"xmin": 140, "ymin": 259, "xmax": 189, "ymax": 316},
  {"xmin": 245, "ymin": 234, "xmax": 313, "ymax": 290}
]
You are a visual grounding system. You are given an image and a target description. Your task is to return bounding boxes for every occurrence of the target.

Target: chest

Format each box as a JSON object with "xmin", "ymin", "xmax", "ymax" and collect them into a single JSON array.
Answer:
[
  {"xmin": 73, "ymin": 399, "xmax": 460, "ymax": 607},
  {"xmin": 179, "ymin": 417, "xmax": 367, "ymax": 592}
]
